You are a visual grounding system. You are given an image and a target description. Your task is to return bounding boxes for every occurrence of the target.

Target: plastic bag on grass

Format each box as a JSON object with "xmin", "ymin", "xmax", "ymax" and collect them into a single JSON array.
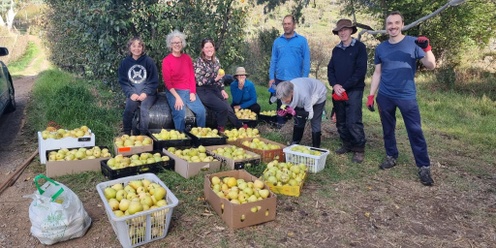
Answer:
[{"xmin": 24, "ymin": 174, "xmax": 92, "ymax": 245}]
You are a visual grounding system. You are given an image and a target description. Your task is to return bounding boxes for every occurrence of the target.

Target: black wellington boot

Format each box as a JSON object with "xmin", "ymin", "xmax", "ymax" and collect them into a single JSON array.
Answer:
[
  {"xmin": 291, "ymin": 127, "xmax": 305, "ymax": 145},
  {"xmin": 312, "ymin": 131, "xmax": 321, "ymax": 148}
]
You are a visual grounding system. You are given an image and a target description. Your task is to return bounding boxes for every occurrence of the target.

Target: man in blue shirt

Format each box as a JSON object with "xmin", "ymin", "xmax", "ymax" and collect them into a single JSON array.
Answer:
[
  {"xmin": 367, "ymin": 11, "xmax": 436, "ymax": 186},
  {"xmin": 268, "ymin": 14, "xmax": 311, "ymax": 128}
]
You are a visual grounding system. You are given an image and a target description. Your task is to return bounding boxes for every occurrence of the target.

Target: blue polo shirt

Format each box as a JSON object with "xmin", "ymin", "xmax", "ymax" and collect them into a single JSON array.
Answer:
[
  {"xmin": 269, "ymin": 32, "xmax": 311, "ymax": 81},
  {"xmin": 374, "ymin": 36, "xmax": 425, "ymax": 100}
]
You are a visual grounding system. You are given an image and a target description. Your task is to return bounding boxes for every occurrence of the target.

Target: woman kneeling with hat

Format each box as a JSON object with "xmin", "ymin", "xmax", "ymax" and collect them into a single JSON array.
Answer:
[{"xmin": 230, "ymin": 67, "xmax": 261, "ymax": 115}]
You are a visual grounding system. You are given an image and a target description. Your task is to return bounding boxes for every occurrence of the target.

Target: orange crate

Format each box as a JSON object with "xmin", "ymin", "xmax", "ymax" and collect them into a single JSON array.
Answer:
[{"xmin": 237, "ymin": 137, "xmax": 286, "ymax": 163}]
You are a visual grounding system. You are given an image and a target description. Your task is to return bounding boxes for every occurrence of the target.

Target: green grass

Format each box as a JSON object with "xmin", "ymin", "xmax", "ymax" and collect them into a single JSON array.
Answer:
[
  {"xmin": 25, "ymin": 69, "xmax": 123, "ymax": 149},
  {"xmin": 7, "ymin": 41, "xmax": 39, "ymax": 75}
]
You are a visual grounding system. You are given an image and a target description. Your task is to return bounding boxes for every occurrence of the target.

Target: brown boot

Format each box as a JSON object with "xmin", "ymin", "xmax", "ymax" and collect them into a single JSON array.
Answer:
[{"xmin": 352, "ymin": 152, "xmax": 364, "ymax": 163}]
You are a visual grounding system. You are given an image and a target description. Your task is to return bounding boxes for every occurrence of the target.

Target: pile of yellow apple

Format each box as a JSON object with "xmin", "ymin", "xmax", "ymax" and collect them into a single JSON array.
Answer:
[
  {"xmin": 102, "ymin": 179, "xmax": 170, "ymax": 242},
  {"xmin": 235, "ymin": 109, "xmax": 257, "ymax": 120},
  {"xmin": 106, "ymin": 152, "xmax": 170, "ymax": 170},
  {"xmin": 290, "ymin": 145, "xmax": 323, "ymax": 156},
  {"xmin": 114, "ymin": 135, "xmax": 153, "ymax": 148},
  {"xmin": 223, "ymin": 127, "xmax": 260, "ymax": 141},
  {"xmin": 211, "ymin": 176, "xmax": 270, "ymax": 211},
  {"xmin": 241, "ymin": 138, "xmax": 281, "ymax": 150},
  {"xmin": 209, "ymin": 145, "xmax": 255, "ymax": 160},
  {"xmin": 48, "ymin": 146, "xmax": 111, "ymax": 161},
  {"xmin": 259, "ymin": 110, "xmax": 276, "ymax": 116},
  {"xmin": 260, "ymin": 160, "xmax": 307, "ymax": 187},
  {"xmin": 166, "ymin": 146, "xmax": 217, "ymax": 162},
  {"xmin": 150, "ymin": 129, "xmax": 188, "ymax": 140},
  {"xmin": 41, "ymin": 125, "xmax": 91, "ymax": 139},
  {"xmin": 188, "ymin": 127, "xmax": 221, "ymax": 138}
]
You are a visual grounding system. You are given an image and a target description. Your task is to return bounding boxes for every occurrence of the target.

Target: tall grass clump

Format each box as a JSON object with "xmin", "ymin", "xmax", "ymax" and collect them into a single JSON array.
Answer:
[
  {"xmin": 7, "ymin": 41, "xmax": 39, "ymax": 75},
  {"xmin": 26, "ymin": 69, "xmax": 122, "ymax": 148}
]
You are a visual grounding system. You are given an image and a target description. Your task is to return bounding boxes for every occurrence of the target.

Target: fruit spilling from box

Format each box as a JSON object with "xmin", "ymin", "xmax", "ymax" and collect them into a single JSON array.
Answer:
[
  {"xmin": 149, "ymin": 129, "xmax": 192, "ymax": 150},
  {"xmin": 162, "ymin": 147, "xmax": 222, "ymax": 179},
  {"xmin": 204, "ymin": 170, "xmax": 276, "ymax": 229},
  {"xmin": 224, "ymin": 127, "xmax": 260, "ymax": 144},
  {"xmin": 47, "ymin": 146, "xmax": 112, "ymax": 161},
  {"xmin": 284, "ymin": 144, "xmax": 330, "ymax": 173},
  {"xmin": 114, "ymin": 134, "xmax": 153, "ymax": 156},
  {"xmin": 45, "ymin": 146, "xmax": 110, "ymax": 177},
  {"xmin": 238, "ymin": 137, "xmax": 285, "ymax": 163},
  {"xmin": 164, "ymin": 146, "xmax": 216, "ymax": 163},
  {"xmin": 101, "ymin": 152, "xmax": 172, "ymax": 180},
  {"xmin": 96, "ymin": 173, "xmax": 178, "ymax": 247},
  {"xmin": 186, "ymin": 127, "xmax": 227, "ymax": 147},
  {"xmin": 40, "ymin": 125, "xmax": 91, "ymax": 139},
  {"xmin": 38, "ymin": 126, "xmax": 95, "ymax": 164},
  {"xmin": 234, "ymin": 109, "xmax": 257, "ymax": 120},
  {"xmin": 206, "ymin": 145, "xmax": 261, "ymax": 170},
  {"xmin": 260, "ymin": 160, "xmax": 307, "ymax": 197}
]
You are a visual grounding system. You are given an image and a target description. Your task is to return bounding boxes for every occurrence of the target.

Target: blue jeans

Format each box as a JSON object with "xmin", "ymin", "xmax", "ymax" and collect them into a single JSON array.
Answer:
[
  {"xmin": 376, "ymin": 94, "xmax": 430, "ymax": 167},
  {"xmin": 123, "ymin": 95, "xmax": 156, "ymax": 134},
  {"xmin": 333, "ymin": 90, "xmax": 366, "ymax": 152},
  {"xmin": 165, "ymin": 90, "xmax": 206, "ymax": 132}
]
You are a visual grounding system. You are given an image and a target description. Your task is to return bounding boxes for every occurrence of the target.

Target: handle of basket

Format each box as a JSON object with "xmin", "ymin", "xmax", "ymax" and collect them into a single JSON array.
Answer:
[
  {"xmin": 34, "ymin": 174, "xmax": 60, "ymax": 195},
  {"xmin": 310, "ymin": 147, "xmax": 328, "ymax": 153}
]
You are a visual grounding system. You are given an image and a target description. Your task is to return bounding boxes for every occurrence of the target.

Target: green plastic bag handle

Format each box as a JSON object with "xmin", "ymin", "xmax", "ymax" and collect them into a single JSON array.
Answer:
[{"xmin": 34, "ymin": 174, "xmax": 64, "ymax": 202}]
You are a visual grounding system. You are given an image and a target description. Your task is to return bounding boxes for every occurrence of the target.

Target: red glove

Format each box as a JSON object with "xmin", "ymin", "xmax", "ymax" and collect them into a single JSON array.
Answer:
[
  {"xmin": 332, "ymin": 91, "xmax": 349, "ymax": 101},
  {"xmin": 366, "ymin": 95, "xmax": 375, "ymax": 112},
  {"xmin": 415, "ymin": 36, "xmax": 431, "ymax": 52}
]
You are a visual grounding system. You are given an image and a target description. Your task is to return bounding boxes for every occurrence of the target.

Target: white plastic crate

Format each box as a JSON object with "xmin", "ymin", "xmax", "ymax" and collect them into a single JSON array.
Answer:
[
  {"xmin": 38, "ymin": 131, "xmax": 95, "ymax": 164},
  {"xmin": 283, "ymin": 145, "xmax": 330, "ymax": 173},
  {"xmin": 96, "ymin": 173, "xmax": 178, "ymax": 248}
]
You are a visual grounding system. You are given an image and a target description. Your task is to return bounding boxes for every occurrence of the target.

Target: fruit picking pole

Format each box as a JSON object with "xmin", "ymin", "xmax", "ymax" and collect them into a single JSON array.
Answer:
[
  {"xmin": 0, "ymin": 149, "xmax": 38, "ymax": 196},
  {"xmin": 357, "ymin": 0, "xmax": 466, "ymax": 40}
]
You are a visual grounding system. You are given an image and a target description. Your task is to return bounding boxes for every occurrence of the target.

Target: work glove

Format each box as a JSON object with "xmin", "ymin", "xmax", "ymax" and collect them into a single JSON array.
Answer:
[
  {"xmin": 366, "ymin": 95, "xmax": 375, "ymax": 112},
  {"xmin": 277, "ymin": 106, "xmax": 296, "ymax": 117},
  {"xmin": 415, "ymin": 36, "xmax": 431, "ymax": 52},
  {"xmin": 332, "ymin": 91, "xmax": 349, "ymax": 101}
]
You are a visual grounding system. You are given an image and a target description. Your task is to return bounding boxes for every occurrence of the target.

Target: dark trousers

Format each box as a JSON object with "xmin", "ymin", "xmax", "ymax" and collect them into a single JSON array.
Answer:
[
  {"xmin": 333, "ymin": 90, "xmax": 366, "ymax": 152},
  {"xmin": 293, "ymin": 101, "xmax": 325, "ymax": 132},
  {"xmin": 376, "ymin": 94, "xmax": 430, "ymax": 167},
  {"xmin": 197, "ymin": 86, "xmax": 241, "ymax": 128},
  {"xmin": 123, "ymin": 95, "xmax": 156, "ymax": 134}
]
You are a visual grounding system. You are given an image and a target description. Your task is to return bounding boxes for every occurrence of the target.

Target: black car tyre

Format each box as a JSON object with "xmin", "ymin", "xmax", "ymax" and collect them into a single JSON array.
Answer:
[{"xmin": 4, "ymin": 75, "xmax": 16, "ymax": 113}]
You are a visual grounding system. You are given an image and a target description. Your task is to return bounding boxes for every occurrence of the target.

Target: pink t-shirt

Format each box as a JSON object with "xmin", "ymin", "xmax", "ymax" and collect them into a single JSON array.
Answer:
[{"xmin": 162, "ymin": 53, "xmax": 197, "ymax": 93}]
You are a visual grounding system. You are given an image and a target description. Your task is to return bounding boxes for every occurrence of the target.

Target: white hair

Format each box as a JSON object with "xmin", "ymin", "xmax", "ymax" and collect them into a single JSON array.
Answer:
[
  {"xmin": 166, "ymin": 30, "xmax": 187, "ymax": 50},
  {"xmin": 275, "ymin": 81, "xmax": 294, "ymax": 99}
]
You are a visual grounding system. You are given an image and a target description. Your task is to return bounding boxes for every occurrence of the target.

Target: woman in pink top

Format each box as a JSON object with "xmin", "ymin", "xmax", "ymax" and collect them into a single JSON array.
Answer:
[{"xmin": 162, "ymin": 30, "xmax": 206, "ymax": 131}]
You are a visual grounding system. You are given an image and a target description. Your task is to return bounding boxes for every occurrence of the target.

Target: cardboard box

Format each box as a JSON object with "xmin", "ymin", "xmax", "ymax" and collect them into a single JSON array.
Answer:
[
  {"xmin": 238, "ymin": 137, "xmax": 286, "ymax": 163},
  {"xmin": 162, "ymin": 148, "xmax": 222, "ymax": 179},
  {"xmin": 38, "ymin": 131, "xmax": 96, "ymax": 164},
  {"xmin": 44, "ymin": 146, "xmax": 108, "ymax": 177},
  {"xmin": 113, "ymin": 136, "xmax": 153, "ymax": 156},
  {"xmin": 205, "ymin": 145, "xmax": 261, "ymax": 170},
  {"xmin": 204, "ymin": 170, "xmax": 277, "ymax": 229}
]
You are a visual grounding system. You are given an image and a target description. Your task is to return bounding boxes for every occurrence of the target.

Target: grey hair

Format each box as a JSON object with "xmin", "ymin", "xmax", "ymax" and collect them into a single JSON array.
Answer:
[
  {"xmin": 275, "ymin": 81, "xmax": 294, "ymax": 99},
  {"xmin": 166, "ymin": 30, "xmax": 187, "ymax": 50}
]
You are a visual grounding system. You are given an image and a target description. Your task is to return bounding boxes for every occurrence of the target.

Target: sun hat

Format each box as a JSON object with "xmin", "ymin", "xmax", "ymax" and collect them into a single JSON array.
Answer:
[
  {"xmin": 332, "ymin": 19, "xmax": 357, "ymax": 35},
  {"xmin": 233, "ymin": 67, "xmax": 249, "ymax": 77}
]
